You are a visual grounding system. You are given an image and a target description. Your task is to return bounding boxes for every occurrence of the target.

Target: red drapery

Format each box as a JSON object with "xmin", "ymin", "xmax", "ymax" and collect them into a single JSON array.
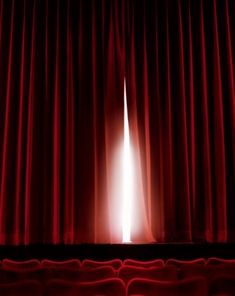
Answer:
[
  {"xmin": 0, "ymin": 0, "xmax": 124, "ymax": 244},
  {"xmin": 127, "ymin": 0, "xmax": 235, "ymax": 242},
  {"xmin": 0, "ymin": 0, "xmax": 234, "ymax": 244}
]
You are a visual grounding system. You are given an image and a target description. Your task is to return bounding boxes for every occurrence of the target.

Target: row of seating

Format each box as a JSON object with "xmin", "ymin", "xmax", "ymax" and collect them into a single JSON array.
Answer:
[
  {"xmin": 0, "ymin": 258, "xmax": 233, "ymax": 295},
  {"xmin": 1, "ymin": 257, "xmax": 234, "ymax": 270},
  {"xmin": 0, "ymin": 276, "xmax": 232, "ymax": 295},
  {"xmin": 1, "ymin": 263, "xmax": 235, "ymax": 284},
  {"xmin": 0, "ymin": 265, "xmax": 177, "ymax": 284}
]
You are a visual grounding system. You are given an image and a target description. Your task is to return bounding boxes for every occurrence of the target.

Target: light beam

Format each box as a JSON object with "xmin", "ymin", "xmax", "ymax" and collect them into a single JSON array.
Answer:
[{"xmin": 122, "ymin": 80, "xmax": 133, "ymax": 243}]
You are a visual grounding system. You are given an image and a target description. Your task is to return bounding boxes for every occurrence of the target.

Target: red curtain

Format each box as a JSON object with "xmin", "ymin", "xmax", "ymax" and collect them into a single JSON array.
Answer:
[
  {"xmin": 126, "ymin": 0, "xmax": 235, "ymax": 242},
  {"xmin": 0, "ymin": 0, "xmax": 124, "ymax": 244},
  {"xmin": 0, "ymin": 0, "xmax": 234, "ymax": 244}
]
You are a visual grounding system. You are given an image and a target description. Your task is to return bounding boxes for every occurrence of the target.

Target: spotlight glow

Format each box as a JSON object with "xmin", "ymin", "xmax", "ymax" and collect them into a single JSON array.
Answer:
[{"xmin": 122, "ymin": 80, "xmax": 133, "ymax": 243}]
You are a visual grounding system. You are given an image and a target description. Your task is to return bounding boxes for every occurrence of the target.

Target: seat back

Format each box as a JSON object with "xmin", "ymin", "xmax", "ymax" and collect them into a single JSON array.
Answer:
[
  {"xmin": 82, "ymin": 259, "xmax": 122, "ymax": 270},
  {"xmin": 210, "ymin": 276, "xmax": 235, "ymax": 296},
  {"xmin": 2, "ymin": 259, "xmax": 40, "ymax": 270},
  {"xmin": 49, "ymin": 266, "xmax": 116, "ymax": 282},
  {"xmin": 0, "ymin": 280, "xmax": 42, "ymax": 296},
  {"xmin": 77, "ymin": 278, "xmax": 126, "ymax": 296},
  {"xmin": 0, "ymin": 267, "xmax": 49, "ymax": 283},
  {"xmin": 46, "ymin": 278, "xmax": 126, "ymax": 296},
  {"xmin": 207, "ymin": 257, "xmax": 235, "ymax": 265},
  {"xmin": 166, "ymin": 258, "xmax": 206, "ymax": 268},
  {"xmin": 127, "ymin": 276, "xmax": 208, "ymax": 296},
  {"xmin": 45, "ymin": 279, "xmax": 78, "ymax": 296},
  {"xmin": 180, "ymin": 264, "xmax": 235, "ymax": 283},
  {"xmin": 41, "ymin": 259, "xmax": 80, "ymax": 269},
  {"xmin": 119, "ymin": 265, "xmax": 178, "ymax": 285},
  {"xmin": 123, "ymin": 259, "xmax": 164, "ymax": 268}
]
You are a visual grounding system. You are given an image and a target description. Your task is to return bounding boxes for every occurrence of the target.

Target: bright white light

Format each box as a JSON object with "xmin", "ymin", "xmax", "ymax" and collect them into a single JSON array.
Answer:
[{"xmin": 122, "ymin": 80, "xmax": 133, "ymax": 243}]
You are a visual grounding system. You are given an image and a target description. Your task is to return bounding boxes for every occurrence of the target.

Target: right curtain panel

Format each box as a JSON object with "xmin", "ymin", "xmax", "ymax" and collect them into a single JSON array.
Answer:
[{"xmin": 126, "ymin": 0, "xmax": 235, "ymax": 242}]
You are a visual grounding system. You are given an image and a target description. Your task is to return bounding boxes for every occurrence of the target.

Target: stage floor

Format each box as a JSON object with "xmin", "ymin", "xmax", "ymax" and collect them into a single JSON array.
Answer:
[{"xmin": 0, "ymin": 243, "xmax": 235, "ymax": 260}]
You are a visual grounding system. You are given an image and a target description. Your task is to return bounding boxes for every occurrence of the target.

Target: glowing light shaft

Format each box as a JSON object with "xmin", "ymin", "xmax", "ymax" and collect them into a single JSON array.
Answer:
[{"xmin": 122, "ymin": 80, "xmax": 133, "ymax": 243}]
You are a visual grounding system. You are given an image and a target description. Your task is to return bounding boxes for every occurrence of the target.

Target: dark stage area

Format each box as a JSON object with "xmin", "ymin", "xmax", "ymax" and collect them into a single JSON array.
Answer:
[{"xmin": 0, "ymin": 244, "xmax": 235, "ymax": 261}]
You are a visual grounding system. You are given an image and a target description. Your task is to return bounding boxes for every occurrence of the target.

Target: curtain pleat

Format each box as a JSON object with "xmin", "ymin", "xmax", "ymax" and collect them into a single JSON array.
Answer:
[
  {"xmin": 0, "ymin": 0, "xmax": 124, "ymax": 244},
  {"xmin": 0, "ymin": 0, "xmax": 15, "ymax": 243},
  {"xmin": 126, "ymin": 0, "xmax": 235, "ymax": 243}
]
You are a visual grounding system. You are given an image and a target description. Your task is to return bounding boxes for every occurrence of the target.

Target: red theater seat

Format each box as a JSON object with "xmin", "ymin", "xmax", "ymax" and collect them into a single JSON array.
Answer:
[
  {"xmin": 82, "ymin": 259, "xmax": 122, "ymax": 270},
  {"xmin": 180, "ymin": 264, "xmax": 235, "ymax": 283},
  {"xmin": 127, "ymin": 276, "xmax": 208, "ymax": 296},
  {"xmin": 118, "ymin": 265, "xmax": 178, "ymax": 285},
  {"xmin": 2, "ymin": 259, "xmax": 40, "ymax": 270},
  {"xmin": 207, "ymin": 257, "xmax": 235, "ymax": 265},
  {"xmin": 41, "ymin": 259, "xmax": 80, "ymax": 269},
  {"xmin": 0, "ymin": 280, "xmax": 42, "ymax": 296},
  {"xmin": 0, "ymin": 267, "xmax": 49, "ymax": 283},
  {"xmin": 46, "ymin": 278, "xmax": 126, "ymax": 296},
  {"xmin": 49, "ymin": 266, "xmax": 116, "ymax": 282},
  {"xmin": 166, "ymin": 258, "xmax": 206, "ymax": 267},
  {"xmin": 210, "ymin": 276, "xmax": 235, "ymax": 296},
  {"xmin": 123, "ymin": 259, "xmax": 164, "ymax": 268}
]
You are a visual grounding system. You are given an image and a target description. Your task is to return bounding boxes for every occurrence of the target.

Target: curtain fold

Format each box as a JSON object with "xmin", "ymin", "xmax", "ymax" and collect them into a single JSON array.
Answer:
[
  {"xmin": 126, "ymin": 0, "xmax": 235, "ymax": 242},
  {"xmin": 0, "ymin": 0, "xmax": 124, "ymax": 244},
  {"xmin": 0, "ymin": 0, "xmax": 234, "ymax": 244}
]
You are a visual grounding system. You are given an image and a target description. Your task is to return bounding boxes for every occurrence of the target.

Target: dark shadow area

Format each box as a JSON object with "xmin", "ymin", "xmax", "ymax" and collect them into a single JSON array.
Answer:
[{"xmin": 0, "ymin": 243, "xmax": 235, "ymax": 260}]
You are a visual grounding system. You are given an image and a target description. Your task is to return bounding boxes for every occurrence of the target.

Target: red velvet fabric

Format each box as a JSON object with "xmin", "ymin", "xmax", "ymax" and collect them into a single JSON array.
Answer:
[
  {"xmin": 127, "ymin": 277, "xmax": 208, "ymax": 296},
  {"xmin": 41, "ymin": 259, "xmax": 81, "ymax": 269},
  {"xmin": 81, "ymin": 259, "xmax": 122, "ymax": 270},
  {"xmin": 166, "ymin": 259, "xmax": 206, "ymax": 268},
  {"xmin": 0, "ymin": 280, "xmax": 42, "ymax": 296},
  {"xmin": 180, "ymin": 264, "xmax": 235, "ymax": 283},
  {"xmin": 126, "ymin": 0, "xmax": 235, "ymax": 242},
  {"xmin": 210, "ymin": 276, "xmax": 235, "ymax": 295},
  {"xmin": 118, "ymin": 265, "xmax": 178, "ymax": 285},
  {"xmin": 48, "ymin": 266, "xmax": 116, "ymax": 282},
  {"xmin": 46, "ymin": 278, "xmax": 126, "ymax": 296},
  {"xmin": 207, "ymin": 258, "xmax": 235, "ymax": 265},
  {"xmin": 0, "ymin": 0, "xmax": 124, "ymax": 244},
  {"xmin": 123, "ymin": 259, "xmax": 164, "ymax": 268},
  {"xmin": 2, "ymin": 259, "xmax": 40, "ymax": 270},
  {"xmin": 0, "ymin": 0, "xmax": 234, "ymax": 244},
  {"xmin": 0, "ymin": 268, "xmax": 48, "ymax": 284}
]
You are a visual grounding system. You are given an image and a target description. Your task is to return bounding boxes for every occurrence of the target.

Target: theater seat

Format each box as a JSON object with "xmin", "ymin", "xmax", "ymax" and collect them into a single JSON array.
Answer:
[
  {"xmin": 82, "ymin": 259, "xmax": 122, "ymax": 270},
  {"xmin": 127, "ymin": 276, "xmax": 208, "ymax": 296},
  {"xmin": 123, "ymin": 259, "xmax": 164, "ymax": 268},
  {"xmin": 166, "ymin": 258, "xmax": 206, "ymax": 268},
  {"xmin": 207, "ymin": 257, "xmax": 235, "ymax": 265},
  {"xmin": 2, "ymin": 259, "xmax": 40, "ymax": 270},
  {"xmin": 210, "ymin": 276, "xmax": 235, "ymax": 296},
  {"xmin": 180, "ymin": 264, "xmax": 235, "ymax": 283},
  {"xmin": 46, "ymin": 278, "xmax": 126, "ymax": 296},
  {"xmin": 0, "ymin": 280, "xmax": 42, "ymax": 296},
  {"xmin": 0, "ymin": 267, "xmax": 49, "ymax": 283},
  {"xmin": 41, "ymin": 259, "xmax": 80, "ymax": 269},
  {"xmin": 49, "ymin": 266, "xmax": 116, "ymax": 282},
  {"xmin": 118, "ymin": 265, "xmax": 178, "ymax": 285}
]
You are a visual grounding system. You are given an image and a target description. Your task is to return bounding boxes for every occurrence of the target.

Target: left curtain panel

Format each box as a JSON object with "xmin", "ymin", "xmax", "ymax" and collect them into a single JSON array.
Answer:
[{"xmin": 0, "ymin": 0, "xmax": 125, "ymax": 244}]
